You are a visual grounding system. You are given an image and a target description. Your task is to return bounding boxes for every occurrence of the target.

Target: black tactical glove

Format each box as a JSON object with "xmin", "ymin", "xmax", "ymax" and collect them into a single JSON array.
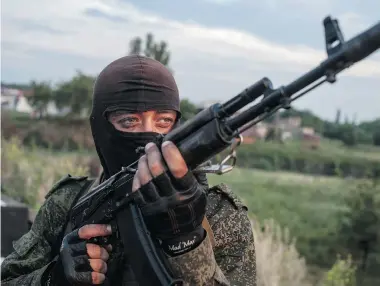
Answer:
[
  {"xmin": 47, "ymin": 225, "xmax": 111, "ymax": 285},
  {"xmin": 136, "ymin": 170, "xmax": 207, "ymax": 256}
]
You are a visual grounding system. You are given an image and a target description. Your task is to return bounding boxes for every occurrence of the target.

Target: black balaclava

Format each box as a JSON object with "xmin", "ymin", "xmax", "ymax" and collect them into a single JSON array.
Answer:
[{"xmin": 90, "ymin": 55, "xmax": 181, "ymax": 179}]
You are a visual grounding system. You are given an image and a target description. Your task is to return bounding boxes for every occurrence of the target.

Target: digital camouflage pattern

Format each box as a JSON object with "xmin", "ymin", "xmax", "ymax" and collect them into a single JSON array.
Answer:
[{"xmin": 1, "ymin": 175, "xmax": 256, "ymax": 286}]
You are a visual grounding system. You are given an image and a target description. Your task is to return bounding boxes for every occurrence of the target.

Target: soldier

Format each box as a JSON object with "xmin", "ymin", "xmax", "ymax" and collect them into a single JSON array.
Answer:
[{"xmin": 1, "ymin": 55, "xmax": 256, "ymax": 285}]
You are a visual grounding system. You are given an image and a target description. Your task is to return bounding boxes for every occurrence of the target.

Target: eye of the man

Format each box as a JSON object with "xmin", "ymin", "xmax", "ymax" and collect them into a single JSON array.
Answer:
[{"xmin": 117, "ymin": 115, "xmax": 140, "ymax": 126}]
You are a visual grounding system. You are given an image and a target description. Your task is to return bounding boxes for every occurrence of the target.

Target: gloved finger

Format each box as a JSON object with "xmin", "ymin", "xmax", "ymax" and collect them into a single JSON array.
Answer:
[
  {"xmin": 161, "ymin": 141, "xmax": 188, "ymax": 179},
  {"xmin": 78, "ymin": 224, "xmax": 112, "ymax": 240},
  {"xmin": 70, "ymin": 241, "xmax": 87, "ymax": 256},
  {"xmin": 66, "ymin": 271, "xmax": 93, "ymax": 285},
  {"xmin": 140, "ymin": 181, "xmax": 160, "ymax": 203},
  {"xmin": 145, "ymin": 142, "xmax": 166, "ymax": 177},
  {"xmin": 137, "ymin": 155, "xmax": 153, "ymax": 185},
  {"xmin": 86, "ymin": 243, "xmax": 110, "ymax": 261},
  {"xmin": 133, "ymin": 191, "xmax": 147, "ymax": 207},
  {"xmin": 73, "ymin": 255, "xmax": 92, "ymax": 272},
  {"xmin": 92, "ymin": 272, "xmax": 106, "ymax": 285},
  {"xmin": 172, "ymin": 171, "xmax": 198, "ymax": 191},
  {"xmin": 64, "ymin": 229, "xmax": 82, "ymax": 245},
  {"xmin": 152, "ymin": 172, "xmax": 176, "ymax": 197},
  {"xmin": 88, "ymin": 259, "xmax": 108, "ymax": 274}
]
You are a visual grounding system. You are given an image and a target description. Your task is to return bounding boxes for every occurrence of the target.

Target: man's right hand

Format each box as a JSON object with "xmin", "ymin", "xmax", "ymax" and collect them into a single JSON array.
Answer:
[{"xmin": 50, "ymin": 224, "xmax": 112, "ymax": 285}]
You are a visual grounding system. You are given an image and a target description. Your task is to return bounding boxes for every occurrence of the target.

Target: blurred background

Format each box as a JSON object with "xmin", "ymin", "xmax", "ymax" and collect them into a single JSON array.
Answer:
[{"xmin": 1, "ymin": 0, "xmax": 380, "ymax": 285}]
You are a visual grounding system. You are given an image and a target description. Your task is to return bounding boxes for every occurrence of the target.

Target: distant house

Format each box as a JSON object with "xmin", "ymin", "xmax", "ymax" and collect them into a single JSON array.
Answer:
[
  {"xmin": 15, "ymin": 95, "xmax": 34, "ymax": 113},
  {"xmin": 276, "ymin": 116, "xmax": 302, "ymax": 130},
  {"xmin": 1, "ymin": 88, "xmax": 25, "ymax": 110},
  {"xmin": 301, "ymin": 128, "xmax": 320, "ymax": 149},
  {"xmin": 241, "ymin": 122, "xmax": 269, "ymax": 144},
  {"xmin": 1, "ymin": 87, "xmax": 70, "ymax": 117}
]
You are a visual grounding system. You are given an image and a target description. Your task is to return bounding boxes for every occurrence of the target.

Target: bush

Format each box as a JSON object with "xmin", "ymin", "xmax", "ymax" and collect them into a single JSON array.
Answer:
[
  {"xmin": 335, "ymin": 180, "xmax": 380, "ymax": 279},
  {"xmin": 251, "ymin": 218, "xmax": 312, "ymax": 286},
  {"xmin": 1, "ymin": 137, "xmax": 93, "ymax": 208},
  {"xmin": 235, "ymin": 141, "xmax": 380, "ymax": 179},
  {"xmin": 322, "ymin": 255, "xmax": 356, "ymax": 286}
]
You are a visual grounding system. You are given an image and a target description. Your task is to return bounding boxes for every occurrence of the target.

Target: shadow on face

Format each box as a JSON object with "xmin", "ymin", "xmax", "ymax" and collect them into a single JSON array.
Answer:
[{"xmin": 108, "ymin": 110, "xmax": 177, "ymax": 133}]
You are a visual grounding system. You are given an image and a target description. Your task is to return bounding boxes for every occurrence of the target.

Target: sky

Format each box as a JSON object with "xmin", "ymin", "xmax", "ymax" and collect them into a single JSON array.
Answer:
[{"xmin": 1, "ymin": 0, "xmax": 380, "ymax": 122}]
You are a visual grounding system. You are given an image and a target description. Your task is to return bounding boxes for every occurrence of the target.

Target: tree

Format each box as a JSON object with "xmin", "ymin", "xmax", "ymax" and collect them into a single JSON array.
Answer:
[
  {"xmin": 335, "ymin": 109, "xmax": 342, "ymax": 124},
  {"xmin": 180, "ymin": 99, "xmax": 199, "ymax": 122},
  {"xmin": 129, "ymin": 37, "xmax": 142, "ymax": 55},
  {"xmin": 373, "ymin": 130, "xmax": 380, "ymax": 146},
  {"xmin": 340, "ymin": 124, "xmax": 358, "ymax": 146},
  {"xmin": 54, "ymin": 70, "xmax": 95, "ymax": 117},
  {"xmin": 128, "ymin": 32, "xmax": 171, "ymax": 69},
  {"xmin": 336, "ymin": 180, "xmax": 380, "ymax": 280},
  {"xmin": 323, "ymin": 255, "xmax": 357, "ymax": 286},
  {"xmin": 28, "ymin": 81, "xmax": 53, "ymax": 118}
]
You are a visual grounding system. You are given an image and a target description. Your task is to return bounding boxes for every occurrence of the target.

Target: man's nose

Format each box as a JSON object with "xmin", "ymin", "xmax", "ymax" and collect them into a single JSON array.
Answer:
[{"xmin": 142, "ymin": 119, "xmax": 154, "ymax": 132}]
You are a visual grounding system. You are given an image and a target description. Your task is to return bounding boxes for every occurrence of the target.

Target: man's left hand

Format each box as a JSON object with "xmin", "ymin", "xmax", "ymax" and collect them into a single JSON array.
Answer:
[{"xmin": 132, "ymin": 141, "xmax": 207, "ymax": 256}]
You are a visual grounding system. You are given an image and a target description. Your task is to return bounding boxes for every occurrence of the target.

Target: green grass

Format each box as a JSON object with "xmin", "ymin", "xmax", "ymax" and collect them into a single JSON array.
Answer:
[
  {"xmin": 317, "ymin": 138, "xmax": 380, "ymax": 161},
  {"xmin": 263, "ymin": 138, "xmax": 380, "ymax": 162},
  {"xmin": 207, "ymin": 168, "xmax": 364, "ymax": 266}
]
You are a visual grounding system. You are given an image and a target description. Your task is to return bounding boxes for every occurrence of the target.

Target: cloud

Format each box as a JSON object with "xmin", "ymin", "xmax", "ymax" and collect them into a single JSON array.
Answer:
[
  {"xmin": 338, "ymin": 12, "xmax": 372, "ymax": 37},
  {"xmin": 203, "ymin": 0, "xmax": 240, "ymax": 5},
  {"xmin": 2, "ymin": 0, "xmax": 380, "ymax": 121},
  {"xmin": 249, "ymin": 0, "xmax": 337, "ymax": 16},
  {"xmin": 2, "ymin": 0, "xmax": 379, "ymax": 80}
]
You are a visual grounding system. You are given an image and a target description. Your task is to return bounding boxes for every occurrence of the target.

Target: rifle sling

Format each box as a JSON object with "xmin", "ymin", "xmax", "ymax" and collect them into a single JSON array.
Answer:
[{"xmin": 202, "ymin": 217, "xmax": 216, "ymax": 248}]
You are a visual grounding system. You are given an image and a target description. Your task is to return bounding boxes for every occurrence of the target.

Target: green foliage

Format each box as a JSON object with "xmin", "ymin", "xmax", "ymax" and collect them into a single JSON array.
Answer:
[
  {"xmin": 128, "ymin": 32, "xmax": 171, "ymax": 68},
  {"xmin": 209, "ymin": 168, "xmax": 380, "ymax": 284},
  {"xmin": 180, "ymin": 99, "xmax": 199, "ymax": 122},
  {"xmin": 323, "ymin": 255, "xmax": 356, "ymax": 286},
  {"xmin": 208, "ymin": 168, "xmax": 353, "ymax": 267},
  {"xmin": 339, "ymin": 125, "xmax": 358, "ymax": 146},
  {"xmin": 264, "ymin": 108, "xmax": 379, "ymax": 147},
  {"xmin": 373, "ymin": 130, "xmax": 380, "ymax": 146},
  {"xmin": 232, "ymin": 140, "xmax": 380, "ymax": 179},
  {"xmin": 3, "ymin": 139, "xmax": 380, "ymax": 283},
  {"xmin": 335, "ymin": 109, "xmax": 341, "ymax": 125},
  {"xmin": 1, "ymin": 138, "xmax": 91, "ymax": 208},
  {"xmin": 359, "ymin": 119, "xmax": 380, "ymax": 135},
  {"xmin": 54, "ymin": 70, "xmax": 95, "ymax": 117},
  {"xmin": 335, "ymin": 180, "xmax": 380, "ymax": 277},
  {"xmin": 129, "ymin": 37, "xmax": 142, "ymax": 55},
  {"xmin": 27, "ymin": 81, "xmax": 53, "ymax": 118}
]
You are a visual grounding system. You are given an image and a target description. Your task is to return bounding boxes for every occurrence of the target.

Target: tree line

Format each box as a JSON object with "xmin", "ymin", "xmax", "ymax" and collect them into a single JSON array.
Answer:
[
  {"xmin": 0, "ymin": 33, "xmax": 179, "ymax": 119},
  {"xmin": 265, "ymin": 108, "xmax": 380, "ymax": 147},
  {"xmin": 2, "ymin": 32, "xmax": 380, "ymax": 147}
]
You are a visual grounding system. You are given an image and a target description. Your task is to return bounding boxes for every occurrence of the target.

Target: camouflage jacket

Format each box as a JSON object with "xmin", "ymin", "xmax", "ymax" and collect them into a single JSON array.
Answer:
[{"xmin": 1, "ymin": 175, "xmax": 256, "ymax": 286}]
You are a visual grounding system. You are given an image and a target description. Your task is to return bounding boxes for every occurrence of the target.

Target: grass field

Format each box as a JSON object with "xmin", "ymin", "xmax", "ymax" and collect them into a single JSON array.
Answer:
[
  {"xmin": 207, "ymin": 168, "xmax": 367, "ymax": 266},
  {"xmin": 2, "ymin": 137, "xmax": 379, "ymax": 275}
]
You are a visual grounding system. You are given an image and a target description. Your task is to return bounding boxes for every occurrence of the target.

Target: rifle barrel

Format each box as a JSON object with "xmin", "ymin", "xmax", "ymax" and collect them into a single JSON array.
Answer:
[
  {"xmin": 218, "ymin": 77, "xmax": 272, "ymax": 117},
  {"xmin": 226, "ymin": 21, "xmax": 380, "ymax": 132}
]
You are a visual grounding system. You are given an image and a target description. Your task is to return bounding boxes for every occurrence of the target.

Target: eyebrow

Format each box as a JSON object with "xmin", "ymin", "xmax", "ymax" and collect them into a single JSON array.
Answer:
[{"xmin": 108, "ymin": 110, "xmax": 175, "ymax": 119}]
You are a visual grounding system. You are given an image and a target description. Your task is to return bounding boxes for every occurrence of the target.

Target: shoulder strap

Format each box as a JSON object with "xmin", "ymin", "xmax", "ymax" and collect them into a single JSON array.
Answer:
[{"xmin": 202, "ymin": 217, "xmax": 216, "ymax": 248}]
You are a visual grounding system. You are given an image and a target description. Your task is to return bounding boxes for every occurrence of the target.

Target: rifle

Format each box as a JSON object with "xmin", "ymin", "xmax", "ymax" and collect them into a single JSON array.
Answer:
[{"xmin": 71, "ymin": 16, "xmax": 380, "ymax": 285}]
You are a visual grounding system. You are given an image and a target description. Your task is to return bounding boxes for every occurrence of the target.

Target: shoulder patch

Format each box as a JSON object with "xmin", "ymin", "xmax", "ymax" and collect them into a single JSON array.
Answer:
[
  {"xmin": 208, "ymin": 183, "xmax": 248, "ymax": 211},
  {"xmin": 45, "ymin": 174, "xmax": 88, "ymax": 199}
]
